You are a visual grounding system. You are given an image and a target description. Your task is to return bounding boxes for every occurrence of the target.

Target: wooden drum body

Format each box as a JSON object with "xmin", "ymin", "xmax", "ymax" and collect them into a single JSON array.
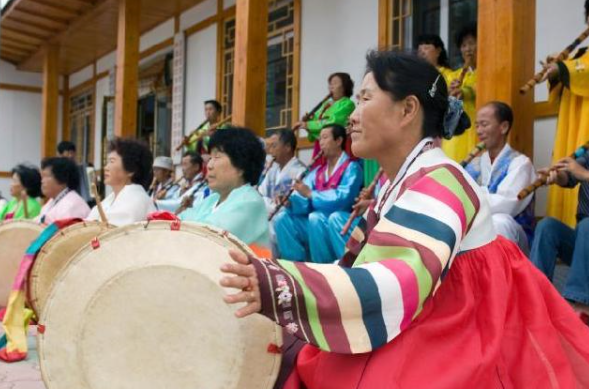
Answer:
[
  {"xmin": 38, "ymin": 221, "xmax": 282, "ymax": 389},
  {"xmin": 28, "ymin": 221, "xmax": 112, "ymax": 316},
  {"xmin": 0, "ymin": 220, "xmax": 45, "ymax": 308}
]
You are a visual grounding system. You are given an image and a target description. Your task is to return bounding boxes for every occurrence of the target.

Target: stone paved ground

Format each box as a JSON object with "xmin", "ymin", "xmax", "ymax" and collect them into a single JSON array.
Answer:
[{"xmin": 0, "ymin": 327, "xmax": 45, "ymax": 389}]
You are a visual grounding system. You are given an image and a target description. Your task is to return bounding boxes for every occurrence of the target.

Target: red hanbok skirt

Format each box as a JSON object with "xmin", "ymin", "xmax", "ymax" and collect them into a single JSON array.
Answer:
[{"xmin": 284, "ymin": 236, "xmax": 589, "ymax": 389}]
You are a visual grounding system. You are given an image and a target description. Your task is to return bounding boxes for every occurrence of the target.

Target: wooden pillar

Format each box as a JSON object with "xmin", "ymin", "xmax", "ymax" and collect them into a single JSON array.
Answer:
[
  {"xmin": 41, "ymin": 45, "xmax": 59, "ymax": 158},
  {"xmin": 477, "ymin": 0, "xmax": 536, "ymax": 158},
  {"xmin": 62, "ymin": 75, "xmax": 70, "ymax": 141},
  {"xmin": 231, "ymin": 0, "xmax": 268, "ymax": 136},
  {"xmin": 114, "ymin": 0, "xmax": 140, "ymax": 138}
]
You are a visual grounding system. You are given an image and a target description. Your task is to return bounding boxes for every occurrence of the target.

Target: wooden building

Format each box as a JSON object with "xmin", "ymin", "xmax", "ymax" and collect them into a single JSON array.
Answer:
[{"xmin": 0, "ymin": 0, "xmax": 586, "ymax": 216}]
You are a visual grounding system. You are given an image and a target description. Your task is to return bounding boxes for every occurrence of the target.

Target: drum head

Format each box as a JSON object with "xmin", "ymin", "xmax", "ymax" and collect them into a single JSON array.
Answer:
[
  {"xmin": 28, "ymin": 221, "xmax": 112, "ymax": 317},
  {"xmin": 38, "ymin": 221, "xmax": 282, "ymax": 389},
  {"xmin": 0, "ymin": 220, "xmax": 45, "ymax": 308}
]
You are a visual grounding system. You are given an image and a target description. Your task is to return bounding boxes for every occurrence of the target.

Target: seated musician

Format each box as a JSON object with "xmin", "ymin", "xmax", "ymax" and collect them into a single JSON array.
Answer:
[
  {"xmin": 530, "ymin": 150, "xmax": 589, "ymax": 317},
  {"xmin": 148, "ymin": 156, "xmax": 178, "ymax": 201},
  {"xmin": 274, "ymin": 124, "xmax": 363, "ymax": 263},
  {"xmin": 87, "ymin": 138, "xmax": 156, "ymax": 226},
  {"xmin": 258, "ymin": 129, "xmax": 306, "ymax": 256},
  {"xmin": 36, "ymin": 157, "xmax": 91, "ymax": 224},
  {"xmin": 186, "ymin": 99, "xmax": 226, "ymax": 154},
  {"xmin": 443, "ymin": 23, "xmax": 478, "ymax": 162},
  {"xmin": 464, "ymin": 101, "xmax": 536, "ymax": 252},
  {"xmin": 156, "ymin": 152, "xmax": 209, "ymax": 213},
  {"xmin": 57, "ymin": 141, "xmax": 93, "ymax": 204},
  {"xmin": 180, "ymin": 127, "xmax": 270, "ymax": 257},
  {"xmin": 0, "ymin": 164, "xmax": 42, "ymax": 221}
]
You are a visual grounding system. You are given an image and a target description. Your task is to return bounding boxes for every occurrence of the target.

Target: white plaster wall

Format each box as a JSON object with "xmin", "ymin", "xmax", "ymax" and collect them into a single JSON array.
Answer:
[
  {"xmin": 180, "ymin": 0, "xmax": 217, "ymax": 31},
  {"xmin": 533, "ymin": 117, "xmax": 558, "ymax": 216},
  {"xmin": 185, "ymin": 24, "xmax": 217, "ymax": 135},
  {"xmin": 0, "ymin": 60, "xmax": 42, "ymax": 86},
  {"xmin": 140, "ymin": 18, "xmax": 175, "ymax": 52},
  {"xmin": 96, "ymin": 51, "xmax": 117, "ymax": 74},
  {"xmin": 0, "ymin": 90, "xmax": 42, "ymax": 169},
  {"xmin": 534, "ymin": 0, "xmax": 586, "ymax": 102},
  {"xmin": 69, "ymin": 64, "xmax": 94, "ymax": 88}
]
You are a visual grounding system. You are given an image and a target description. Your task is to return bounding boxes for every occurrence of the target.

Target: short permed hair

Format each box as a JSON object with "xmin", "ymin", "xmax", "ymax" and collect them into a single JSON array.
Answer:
[
  {"xmin": 12, "ymin": 164, "xmax": 42, "ymax": 198},
  {"xmin": 208, "ymin": 127, "xmax": 265, "ymax": 186},
  {"xmin": 41, "ymin": 157, "xmax": 80, "ymax": 191},
  {"xmin": 328, "ymin": 72, "xmax": 355, "ymax": 98},
  {"xmin": 107, "ymin": 138, "xmax": 154, "ymax": 190}
]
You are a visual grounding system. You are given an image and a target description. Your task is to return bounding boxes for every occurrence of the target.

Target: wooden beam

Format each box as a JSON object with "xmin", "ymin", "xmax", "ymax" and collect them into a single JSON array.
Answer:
[
  {"xmin": 231, "ymin": 0, "xmax": 268, "ymax": 136},
  {"xmin": 62, "ymin": 75, "xmax": 71, "ymax": 141},
  {"xmin": 378, "ymin": 0, "xmax": 391, "ymax": 49},
  {"xmin": 534, "ymin": 100, "xmax": 559, "ymax": 119},
  {"xmin": 477, "ymin": 0, "xmax": 536, "ymax": 158},
  {"xmin": 0, "ymin": 83, "xmax": 43, "ymax": 93},
  {"xmin": 0, "ymin": 172, "xmax": 12, "ymax": 178},
  {"xmin": 114, "ymin": 0, "xmax": 140, "ymax": 138},
  {"xmin": 41, "ymin": 45, "xmax": 60, "ymax": 159},
  {"xmin": 25, "ymin": 0, "xmax": 81, "ymax": 19},
  {"xmin": 139, "ymin": 37, "xmax": 173, "ymax": 60}
]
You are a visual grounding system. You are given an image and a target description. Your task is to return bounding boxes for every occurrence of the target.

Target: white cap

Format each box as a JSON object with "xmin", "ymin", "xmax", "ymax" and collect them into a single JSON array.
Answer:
[{"xmin": 153, "ymin": 156, "xmax": 173, "ymax": 171}]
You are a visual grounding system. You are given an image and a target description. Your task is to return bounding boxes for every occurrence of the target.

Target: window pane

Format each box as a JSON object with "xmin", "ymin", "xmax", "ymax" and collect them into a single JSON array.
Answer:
[
  {"xmin": 412, "ymin": 0, "xmax": 441, "ymax": 46},
  {"xmin": 448, "ymin": 0, "xmax": 477, "ymax": 68}
]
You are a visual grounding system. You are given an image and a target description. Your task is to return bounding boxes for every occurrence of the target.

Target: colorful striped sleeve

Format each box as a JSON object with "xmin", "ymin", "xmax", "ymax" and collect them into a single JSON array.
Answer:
[{"xmin": 251, "ymin": 165, "xmax": 480, "ymax": 354}]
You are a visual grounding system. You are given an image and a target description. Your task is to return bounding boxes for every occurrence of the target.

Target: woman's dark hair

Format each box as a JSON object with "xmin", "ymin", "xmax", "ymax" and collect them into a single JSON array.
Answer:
[
  {"xmin": 365, "ymin": 50, "xmax": 469, "ymax": 139},
  {"xmin": 208, "ymin": 127, "xmax": 266, "ymax": 186},
  {"xmin": 455, "ymin": 22, "xmax": 477, "ymax": 48},
  {"xmin": 322, "ymin": 124, "xmax": 347, "ymax": 150},
  {"xmin": 416, "ymin": 34, "xmax": 449, "ymax": 68},
  {"xmin": 204, "ymin": 99, "xmax": 222, "ymax": 113},
  {"xmin": 586, "ymin": 0, "xmax": 589, "ymax": 20},
  {"xmin": 41, "ymin": 157, "xmax": 80, "ymax": 191},
  {"xmin": 107, "ymin": 138, "xmax": 153, "ymax": 190},
  {"xmin": 485, "ymin": 101, "xmax": 514, "ymax": 134},
  {"xmin": 328, "ymin": 72, "xmax": 355, "ymax": 98},
  {"xmin": 12, "ymin": 164, "xmax": 42, "ymax": 198}
]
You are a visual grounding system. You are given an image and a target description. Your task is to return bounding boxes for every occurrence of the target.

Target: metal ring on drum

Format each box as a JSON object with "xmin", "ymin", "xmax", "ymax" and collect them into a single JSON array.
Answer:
[{"xmin": 38, "ymin": 220, "xmax": 282, "ymax": 389}]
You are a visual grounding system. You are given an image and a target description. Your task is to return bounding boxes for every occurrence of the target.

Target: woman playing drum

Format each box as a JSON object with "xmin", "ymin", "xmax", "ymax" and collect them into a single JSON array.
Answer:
[
  {"xmin": 221, "ymin": 51, "xmax": 589, "ymax": 388},
  {"xmin": 180, "ymin": 127, "xmax": 270, "ymax": 257},
  {"xmin": 87, "ymin": 138, "xmax": 155, "ymax": 226}
]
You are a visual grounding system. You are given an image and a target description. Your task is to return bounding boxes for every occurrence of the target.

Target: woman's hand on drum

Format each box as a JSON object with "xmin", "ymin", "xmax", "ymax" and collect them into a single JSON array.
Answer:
[{"xmin": 220, "ymin": 249, "xmax": 262, "ymax": 318}]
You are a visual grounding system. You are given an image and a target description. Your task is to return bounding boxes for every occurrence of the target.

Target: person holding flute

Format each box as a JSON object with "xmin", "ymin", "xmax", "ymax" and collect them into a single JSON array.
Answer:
[
  {"xmin": 530, "ymin": 146, "xmax": 589, "ymax": 318},
  {"xmin": 156, "ymin": 151, "xmax": 209, "ymax": 213},
  {"xmin": 442, "ymin": 23, "xmax": 478, "ymax": 163},
  {"xmin": 258, "ymin": 129, "xmax": 306, "ymax": 258},
  {"xmin": 538, "ymin": 1, "xmax": 589, "ymax": 227},
  {"xmin": 185, "ymin": 100, "xmax": 228, "ymax": 154},
  {"xmin": 274, "ymin": 124, "xmax": 362, "ymax": 263},
  {"xmin": 463, "ymin": 101, "xmax": 536, "ymax": 253}
]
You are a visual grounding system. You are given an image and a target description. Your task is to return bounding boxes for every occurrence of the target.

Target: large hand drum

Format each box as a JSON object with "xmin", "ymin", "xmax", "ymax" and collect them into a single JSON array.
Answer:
[
  {"xmin": 0, "ymin": 220, "xmax": 45, "ymax": 308},
  {"xmin": 38, "ymin": 221, "xmax": 282, "ymax": 389},
  {"xmin": 28, "ymin": 221, "xmax": 112, "ymax": 316}
]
